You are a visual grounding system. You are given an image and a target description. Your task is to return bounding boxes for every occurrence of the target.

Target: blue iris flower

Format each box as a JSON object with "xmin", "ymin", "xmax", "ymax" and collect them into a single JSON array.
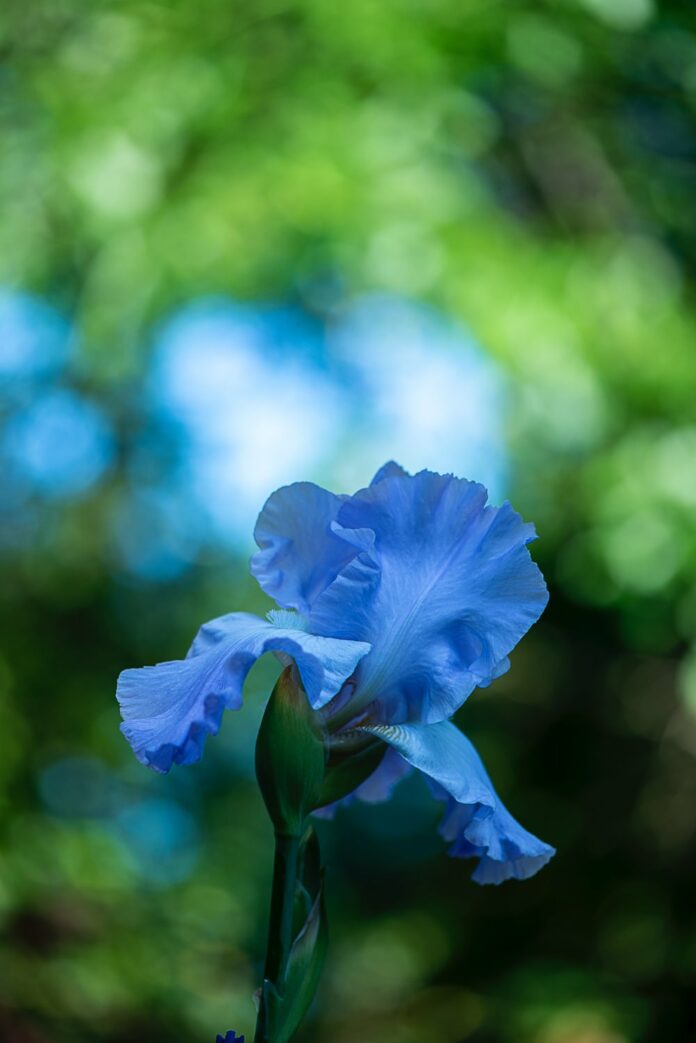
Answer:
[
  {"xmin": 216, "ymin": 1033, "xmax": 244, "ymax": 1042},
  {"xmin": 117, "ymin": 463, "xmax": 554, "ymax": 883}
]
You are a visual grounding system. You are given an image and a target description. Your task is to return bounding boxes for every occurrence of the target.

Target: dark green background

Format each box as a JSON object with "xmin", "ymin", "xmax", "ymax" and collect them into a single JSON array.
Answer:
[{"xmin": 1, "ymin": 2, "xmax": 695, "ymax": 1041}]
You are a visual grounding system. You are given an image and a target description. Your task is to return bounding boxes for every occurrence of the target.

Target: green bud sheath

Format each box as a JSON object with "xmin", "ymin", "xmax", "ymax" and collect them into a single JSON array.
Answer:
[
  {"xmin": 254, "ymin": 670, "xmax": 329, "ymax": 1042},
  {"xmin": 317, "ymin": 734, "xmax": 387, "ymax": 809},
  {"xmin": 255, "ymin": 666, "xmax": 327, "ymax": 836}
]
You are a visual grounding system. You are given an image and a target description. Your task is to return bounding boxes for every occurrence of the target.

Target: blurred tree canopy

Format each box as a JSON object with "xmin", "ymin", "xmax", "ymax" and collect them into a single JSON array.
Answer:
[{"xmin": 0, "ymin": 2, "xmax": 695, "ymax": 1042}]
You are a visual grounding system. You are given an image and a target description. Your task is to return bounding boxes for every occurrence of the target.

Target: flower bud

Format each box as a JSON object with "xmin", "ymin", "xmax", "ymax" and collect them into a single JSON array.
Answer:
[
  {"xmin": 255, "ymin": 666, "xmax": 327, "ymax": 836},
  {"xmin": 317, "ymin": 733, "xmax": 386, "ymax": 809}
]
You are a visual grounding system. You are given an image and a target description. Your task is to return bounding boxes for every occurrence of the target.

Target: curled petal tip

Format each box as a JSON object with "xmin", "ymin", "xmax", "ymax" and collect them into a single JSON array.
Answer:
[
  {"xmin": 117, "ymin": 612, "xmax": 369, "ymax": 772},
  {"xmin": 363, "ymin": 721, "xmax": 555, "ymax": 884},
  {"xmin": 216, "ymin": 1033, "xmax": 244, "ymax": 1043}
]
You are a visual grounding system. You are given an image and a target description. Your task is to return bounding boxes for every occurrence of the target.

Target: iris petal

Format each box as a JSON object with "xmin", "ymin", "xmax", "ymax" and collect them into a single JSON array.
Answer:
[
  {"xmin": 250, "ymin": 482, "xmax": 357, "ymax": 613},
  {"xmin": 310, "ymin": 469, "xmax": 548, "ymax": 724},
  {"xmin": 364, "ymin": 721, "xmax": 555, "ymax": 884},
  {"xmin": 117, "ymin": 612, "xmax": 369, "ymax": 773},
  {"xmin": 370, "ymin": 460, "xmax": 409, "ymax": 485}
]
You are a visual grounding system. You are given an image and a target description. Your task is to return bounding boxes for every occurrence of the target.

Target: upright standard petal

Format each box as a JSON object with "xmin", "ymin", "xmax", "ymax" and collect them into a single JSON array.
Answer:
[
  {"xmin": 364, "ymin": 721, "xmax": 555, "ymax": 884},
  {"xmin": 310, "ymin": 469, "xmax": 549, "ymax": 725},
  {"xmin": 370, "ymin": 460, "xmax": 409, "ymax": 485},
  {"xmin": 117, "ymin": 612, "xmax": 369, "ymax": 773},
  {"xmin": 250, "ymin": 482, "xmax": 358, "ymax": 613}
]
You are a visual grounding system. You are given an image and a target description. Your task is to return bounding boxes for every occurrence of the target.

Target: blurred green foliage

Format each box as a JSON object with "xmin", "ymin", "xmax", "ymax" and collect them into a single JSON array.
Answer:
[{"xmin": 1, "ymin": 1, "xmax": 695, "ymax": 1042}]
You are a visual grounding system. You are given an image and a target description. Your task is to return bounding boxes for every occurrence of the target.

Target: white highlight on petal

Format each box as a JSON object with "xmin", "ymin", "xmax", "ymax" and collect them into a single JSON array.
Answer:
[{"xmin": 267, "ymin": 608, "xmax": 309, "ymax": 631}]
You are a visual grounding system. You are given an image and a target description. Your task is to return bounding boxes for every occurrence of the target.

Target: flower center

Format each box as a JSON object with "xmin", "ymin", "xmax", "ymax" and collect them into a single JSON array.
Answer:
[{"xmin": 267, "ymin": 608, "xmax": 309, "ymax": 631}]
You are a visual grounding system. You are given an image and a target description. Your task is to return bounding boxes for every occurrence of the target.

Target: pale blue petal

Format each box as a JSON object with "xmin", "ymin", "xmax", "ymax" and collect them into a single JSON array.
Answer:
[
  {"xmin": 436, "ymin": 786, "xmax": 555, "ymax": 885},
  {"xmin": 310, "ymin": 469, "xmax": 548, "ymax": 724},
  {"xmin": 189, "ymin": 611, "xmax": 370, "ymax": 711},
  {"xmin": 250, "ymin": 482, "xmax": 357, "ymax": 613},
  {"xmin": 364, "ymin": 721, "xmax": 554, "ymax": 884},
  {"xmin": 118, "ymin": 612, "xmax": 369, "ymax": 772}
]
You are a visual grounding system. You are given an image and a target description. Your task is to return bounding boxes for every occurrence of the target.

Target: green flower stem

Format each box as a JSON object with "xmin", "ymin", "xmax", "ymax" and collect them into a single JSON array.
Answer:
[
  {"xmin": 254, "ymin": 829, "xmax": 303, "ymax": 1043},
  {"xmin": 265, "ymin": 831, "xmax": 302, "ymax": 985}
]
